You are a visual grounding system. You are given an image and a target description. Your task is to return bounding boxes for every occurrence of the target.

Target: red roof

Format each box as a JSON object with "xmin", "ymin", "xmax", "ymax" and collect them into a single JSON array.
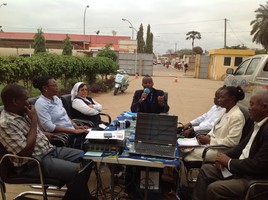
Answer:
[
  {"xmin": 0, "ymin": 32, "xmax": 130, "ymax": 43},
  {"xmin": 0, "ymin": 32, "xmax": 131, "ymax": 51}
]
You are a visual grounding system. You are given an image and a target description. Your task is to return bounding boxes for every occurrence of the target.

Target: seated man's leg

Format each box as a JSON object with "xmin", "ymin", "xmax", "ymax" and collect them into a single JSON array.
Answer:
[
  {"xmin": 42, "ymin": 147, "xmax": 92, "ymax": 200},
  {"xmin": 206, "ymin": 178, "xmax": 248, "ymax": 200},
  {"xmin": 41, "ymin": 147, "xmax": 83, "ymax": 182},
  {"xmin": 192, "ymin": 164, "xmax": 222, "ymax": 200}
]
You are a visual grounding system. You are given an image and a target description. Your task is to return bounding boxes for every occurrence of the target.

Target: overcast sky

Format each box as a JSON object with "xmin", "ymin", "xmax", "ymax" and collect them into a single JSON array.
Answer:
[{"xmin": 0, "ymin": 0, "xmax": 266, "ymax": 54}]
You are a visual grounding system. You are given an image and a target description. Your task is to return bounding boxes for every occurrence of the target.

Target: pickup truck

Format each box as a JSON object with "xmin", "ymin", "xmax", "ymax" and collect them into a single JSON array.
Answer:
[{"xmin": 224, "ymin": 54, "xmax": 268, "ymax": 108}]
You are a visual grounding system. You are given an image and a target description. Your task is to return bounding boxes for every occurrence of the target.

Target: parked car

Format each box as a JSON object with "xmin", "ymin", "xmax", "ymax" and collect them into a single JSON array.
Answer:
[{"xmin": 224, "ymin": 54, "xmax": 268, "ymax": 108}]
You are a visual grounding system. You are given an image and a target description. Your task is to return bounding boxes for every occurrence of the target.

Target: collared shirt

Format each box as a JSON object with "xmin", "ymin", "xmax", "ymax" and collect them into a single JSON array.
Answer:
[
  {"xmin": 239, "ymin": 117, "xmax": 268, "ymax": 159},
  {"xmin": 191, "ymin": 105, "xmax": 224, "ymax": 132},
  {"xmin": 0, "ymin": 110, "xmax": 53, "ymax": 166},
  {"xmin": 35, "ymin": 95, "xmax": 74, "ymax": 132}
]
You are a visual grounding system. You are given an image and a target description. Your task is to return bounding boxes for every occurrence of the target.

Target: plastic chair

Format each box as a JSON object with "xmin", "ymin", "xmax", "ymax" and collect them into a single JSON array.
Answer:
[{"xmin": 0, "ymin": 143, "xmax": 65, "ymax": 200}]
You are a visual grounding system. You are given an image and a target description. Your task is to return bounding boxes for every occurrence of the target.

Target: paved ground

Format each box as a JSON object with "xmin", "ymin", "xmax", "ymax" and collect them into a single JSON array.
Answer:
[
  {"xmin": 4, "ymin": 65, "xmax": 223, "ymax": 199},
  {"xmin": 94, "ymin": 64, "xmax": 223, "ymax": 124}
]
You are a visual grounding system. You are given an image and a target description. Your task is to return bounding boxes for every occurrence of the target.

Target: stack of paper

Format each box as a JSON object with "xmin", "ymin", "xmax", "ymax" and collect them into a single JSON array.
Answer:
[{"xmin": 177, "ymin": 137, "xmax": 202, "ymax": 147}]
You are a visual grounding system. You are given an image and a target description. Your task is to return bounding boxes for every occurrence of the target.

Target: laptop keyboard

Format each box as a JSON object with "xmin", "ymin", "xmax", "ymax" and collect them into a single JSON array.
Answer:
[{"xmin": 135, "ymin": 142, "xmax": 174, "ymax": 156}]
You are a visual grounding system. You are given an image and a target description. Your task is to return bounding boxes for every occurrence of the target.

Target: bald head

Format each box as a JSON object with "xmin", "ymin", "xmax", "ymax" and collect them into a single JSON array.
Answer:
[
  {"xmin": 142, "ymin": 75, "xmax": 154, "ymax": 89},
  {"xmin": 249, "ymin": 91, "xmax": 268, "ymax": 122}
]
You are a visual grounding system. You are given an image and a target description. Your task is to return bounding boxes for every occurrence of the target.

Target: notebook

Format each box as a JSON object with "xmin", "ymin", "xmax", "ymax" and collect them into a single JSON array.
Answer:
[{"xmin": 128, "ymin": 113, "xmax": 178, "ymax": 159}]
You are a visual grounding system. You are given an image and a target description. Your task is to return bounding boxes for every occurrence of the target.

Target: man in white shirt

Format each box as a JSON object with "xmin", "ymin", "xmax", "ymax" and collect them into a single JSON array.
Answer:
[
  {"xmin": 183, "ymin": 87, "xmax": 224, "ymax": 137},
  {"xmin": 192, "ymin": 91, "xmax": 268, "ymax": 200}
]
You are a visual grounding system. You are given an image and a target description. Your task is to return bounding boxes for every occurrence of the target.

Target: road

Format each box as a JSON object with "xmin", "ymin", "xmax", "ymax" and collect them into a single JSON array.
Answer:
[{"xmin": 92, "ymin": 64, "xmax": 223, "ymax": 124}]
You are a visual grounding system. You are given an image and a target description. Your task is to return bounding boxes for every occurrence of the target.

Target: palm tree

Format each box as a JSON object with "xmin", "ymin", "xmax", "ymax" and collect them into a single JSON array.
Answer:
[
  {"xmin": 250, "ymin": 2, "xmax": 268, "ymax": 53},
  {"xmin": 186, "ymin": 31, "xmax": 201, "ymax": 50}
]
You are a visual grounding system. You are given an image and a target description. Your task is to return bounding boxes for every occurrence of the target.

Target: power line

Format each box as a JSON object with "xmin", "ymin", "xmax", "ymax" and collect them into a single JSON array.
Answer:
[
  {"xmin": 227, "ymin": 21, "xmax": 245, "ymax": 45},
  {"xmin": 152, "ymin": 19, "xmax": 224, "ymax": 26}
]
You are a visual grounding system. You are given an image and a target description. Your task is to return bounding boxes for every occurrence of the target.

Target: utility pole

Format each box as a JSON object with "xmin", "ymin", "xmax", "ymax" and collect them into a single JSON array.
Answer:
[{"xmin": 224, "ymin": 18, "xmax": 227, "ymax": 48}]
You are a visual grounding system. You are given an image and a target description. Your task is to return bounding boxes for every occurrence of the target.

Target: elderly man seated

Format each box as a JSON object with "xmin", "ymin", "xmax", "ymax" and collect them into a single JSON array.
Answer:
[{"xmin": 192, "ymin": 91, "xmax": 268, "ymax": 200}]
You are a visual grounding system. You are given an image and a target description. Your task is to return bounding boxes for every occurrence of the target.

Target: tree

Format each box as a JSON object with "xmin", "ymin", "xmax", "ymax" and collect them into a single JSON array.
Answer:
[
  {"xmin": 175, "ymin": 48, "xmax": 192, "ymax": 58},
  {"xmin": 33, "ymin": 28, "xmax": 46, "ymax": 54},
  {"xmin": 62, "ymin": 35, "xmax": 73, "ymax": 55},
  {"xmin": 137, "ymin": 24, "xmax": 145, "ymax": 53},
  {"xmin": 225, "ymin": 44, "xmax": 248, "ymax": 50},
  {"xmin": 250, "ymin": 2, "xmax": 268, "ymax": 53},
  {"xmin": 193, "ymin": 46, "xmax": 203, "ymax": 54},
  {"xmin": 112, "ymin": 30, "xmax": 117, "ymax": 36},
  {"xmin": 186, "ymin": 31, "xmax": 201, "ymax": 50},
  {"xmin": 144, "ymin": 24, "xmax": 153, "ymax": 53},
  {"xmin": 166, "ymin": 49, "xmax": 174, "ymax": 55},
  {"xmin": 96, "ymin": 44, "xmax": 117, "ymax": 62}
]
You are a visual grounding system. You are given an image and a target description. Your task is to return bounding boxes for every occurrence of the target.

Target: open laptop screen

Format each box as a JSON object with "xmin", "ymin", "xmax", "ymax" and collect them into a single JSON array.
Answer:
[{"xmin": 135, "ymin": 113, "xmax": 178, "ymax": 145}]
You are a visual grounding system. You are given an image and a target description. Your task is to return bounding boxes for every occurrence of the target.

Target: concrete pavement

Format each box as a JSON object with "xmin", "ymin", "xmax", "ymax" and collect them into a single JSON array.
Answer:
[{"xmin": 93, "ymin": 64, "xmax": 223, "ymax": 124}]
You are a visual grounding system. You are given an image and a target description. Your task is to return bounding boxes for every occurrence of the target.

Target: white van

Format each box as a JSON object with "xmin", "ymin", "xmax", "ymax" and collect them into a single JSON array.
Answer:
[{"xmin": 224, "ymin": 54, "xmax": 268, "ymax": 108}]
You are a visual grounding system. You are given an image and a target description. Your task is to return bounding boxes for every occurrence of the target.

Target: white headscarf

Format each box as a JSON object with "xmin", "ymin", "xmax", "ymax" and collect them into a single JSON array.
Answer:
[{"xmin": 71, "ymin": 82, "xmax": 84, "ymax": 101}]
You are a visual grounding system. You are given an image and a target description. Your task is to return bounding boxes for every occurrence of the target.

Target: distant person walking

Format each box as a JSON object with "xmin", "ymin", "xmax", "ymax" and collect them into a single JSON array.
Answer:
[{"xmin": 184, "ymin": 62, "xmax": 189, "ymax": 74}]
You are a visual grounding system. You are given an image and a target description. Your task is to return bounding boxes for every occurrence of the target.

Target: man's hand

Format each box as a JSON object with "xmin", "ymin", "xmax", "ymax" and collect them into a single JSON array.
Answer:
[
  {"xmin": 184, "ymin": 123, "xmax": 191, "ymax": 129},
  {"xmin": 157, "ymin": 95, "xmax": 165, "ymax": 106},
  {"xmin": 216, "ymin": 152, "xmax": 230, "ymax": 168},
  {"xmin": 215, "ymin": 161, "xmax": 223, "ymax": 172},
  {"xmin": 43, "ymin": 132, "xmax": 57, "ymax": 140},
  {"xmin": 73, "ymin": 123, "xmax": 89, "ymax": 130},
  {"xmin": 196, "ymin": 134, "xmax": 210, "ymax": 145},
  {"xmin": 73, "ymin": 128, "xmax": 89, "ymax": 135},
  {"xmin": 25, "ymin": 105, "xmax": 38, "ymax": 122},
  {"xmin": 141, "ymin": 92, "xmax": 148, "ymax": 100},
  {"xmin": 183, "ymin": 128, "xmax": 193, "ymax": 137}
]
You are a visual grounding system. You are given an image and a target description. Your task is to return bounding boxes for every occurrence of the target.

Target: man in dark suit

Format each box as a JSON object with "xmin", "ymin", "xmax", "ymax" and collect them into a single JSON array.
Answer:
[
  {"xmin": 192, "ymin": 91, "xmax": 268, "ymax": 200},
  {"xmin": 130, "ymin": 75, "xmax": 169, "ymax": 113}
]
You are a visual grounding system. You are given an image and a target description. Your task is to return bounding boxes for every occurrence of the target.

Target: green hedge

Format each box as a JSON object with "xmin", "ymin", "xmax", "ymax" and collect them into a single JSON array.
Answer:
[{"xmin": 0, "ymin": 53, "xmax": 119, "ymax": 93}]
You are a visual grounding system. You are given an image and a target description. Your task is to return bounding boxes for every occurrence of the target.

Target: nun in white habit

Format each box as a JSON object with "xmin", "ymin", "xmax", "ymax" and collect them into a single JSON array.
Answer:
[{"xmin": 71, "ymin": 82, "xmax": 102, "ymax": 121}]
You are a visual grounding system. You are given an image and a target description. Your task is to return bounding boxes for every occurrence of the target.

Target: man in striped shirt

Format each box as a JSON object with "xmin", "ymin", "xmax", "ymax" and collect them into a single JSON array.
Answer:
[{"xmin": 0, "ymin": 84, "xmax": 91, "ymax": 199}]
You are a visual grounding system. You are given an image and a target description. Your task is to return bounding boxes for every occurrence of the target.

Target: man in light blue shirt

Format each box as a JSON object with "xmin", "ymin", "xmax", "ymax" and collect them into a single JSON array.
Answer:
[{"xmin": 183, "ymin": 87, "xmax": 224, "ymax": 137}]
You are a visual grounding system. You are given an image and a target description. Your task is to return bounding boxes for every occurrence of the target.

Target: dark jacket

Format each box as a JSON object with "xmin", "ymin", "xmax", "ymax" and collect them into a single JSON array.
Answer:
[
  {"xmin": 225, "ymin": 120, "xmax": 268, "ymax": 179},
  {"xmin": 130, "ymin": 88, "xmax": 169, "ymax": 113}
]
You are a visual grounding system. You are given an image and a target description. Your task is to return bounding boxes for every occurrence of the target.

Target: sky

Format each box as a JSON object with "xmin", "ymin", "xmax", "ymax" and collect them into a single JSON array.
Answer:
[{"xmin": 0, "ymin": 0, "xmax": 267, "ymax": 54}]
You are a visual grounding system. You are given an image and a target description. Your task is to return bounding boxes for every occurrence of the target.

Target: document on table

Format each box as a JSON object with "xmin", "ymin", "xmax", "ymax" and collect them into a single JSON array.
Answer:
[
  {"xmin": 85, "ymin": 130, "xmax": 125, "ymax": 140},
  {"xmin": 177, "ymin": 137, "xmax": 203, "ymax": 147},
  {"xmin": 84, "ymin": 151, "xmax": 103, "ymax": 157}
]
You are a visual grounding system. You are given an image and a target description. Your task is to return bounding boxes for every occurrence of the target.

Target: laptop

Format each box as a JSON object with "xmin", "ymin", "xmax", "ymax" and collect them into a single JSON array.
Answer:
[{"xmin": 128, "ymin": 113, "xmax": 178, "ymax": 159}]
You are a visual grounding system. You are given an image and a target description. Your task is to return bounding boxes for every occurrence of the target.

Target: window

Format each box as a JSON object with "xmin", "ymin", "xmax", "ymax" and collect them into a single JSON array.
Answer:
[
  {"xmin": 234, "ymin": 57, "xmax": 243, "ymax": 66},
  {"xmin": 235, "ymin": 59, "xmax": 250, "ymax": 75},
  {"xmin": 224, "ymin": 57, "xmax": 231, "ymax": 66},
  {"xmin": 245, "ymin": 58, "xmax": 261, "ymax": 75},
  {"xmin": 263, "ymin": 61, "xmax": 268, "ymax": 71}
]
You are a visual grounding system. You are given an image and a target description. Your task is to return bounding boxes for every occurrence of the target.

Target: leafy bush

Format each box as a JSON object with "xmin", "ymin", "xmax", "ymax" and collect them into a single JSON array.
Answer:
[{"xmin": 0, "ymin": 54, "xmax": 119, "ymax": 93}]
